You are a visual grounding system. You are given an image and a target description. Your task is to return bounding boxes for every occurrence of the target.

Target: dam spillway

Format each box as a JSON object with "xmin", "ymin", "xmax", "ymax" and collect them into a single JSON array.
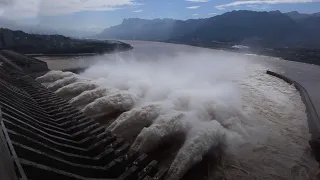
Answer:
[{"xmin": 0, "ymin": 50, "xmax": 166, "ymax": 180}]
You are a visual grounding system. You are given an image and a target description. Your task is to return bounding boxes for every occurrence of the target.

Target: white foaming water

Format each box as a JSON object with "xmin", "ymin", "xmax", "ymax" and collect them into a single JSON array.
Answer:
[
  {"xmin": 55, "ymin": 81, "xmax": 99, "ymax": 100},
  {"xmin": 131, "ymin": 111, "xmax": 188, "ymax": 153},
  {"xmin": 81, "ymin": 91, "xmax": 137, "ymax": 117},
  {"xmin": 40, "ymin": 50, "xmax": 317, "ymax": 180},
  {"xmin": 47, "ymin": 75, "xmax": 81, "ymax": 91},
  {"xmin": 108, "ymin": 103, "xmax": 163, "ymax": 140},
  {"xmin": 69, "ymin": 87, "xmax": 117, "ymax": 109},
  {"xmin": 167, "ymin": 120, "xmax": 226, "ymax": 180},
  {"xmin": 36, "ymin": 70, "xmax": 74, "ymax": 83}
]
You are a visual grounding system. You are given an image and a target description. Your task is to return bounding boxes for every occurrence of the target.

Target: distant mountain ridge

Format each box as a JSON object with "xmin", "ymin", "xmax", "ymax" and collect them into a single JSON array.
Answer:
[
  {"xmin": 285, "ymin": 11, "xmax": 320, "ymax": 20},
  {"xmin": 96, "ymin": 10, "xmax": 320, "ymax": 49},
  {"xmin": 0, "ymin": 28, "xmax": 132, "ymax": 54},
  {"xmin": 99, "ymin": 18, "xmax": 176, "ymax": 41}
]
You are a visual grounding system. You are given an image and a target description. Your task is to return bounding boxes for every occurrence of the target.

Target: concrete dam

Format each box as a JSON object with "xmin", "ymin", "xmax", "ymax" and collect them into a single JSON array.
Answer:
[{"xmin": 0, "ymin": 50, "xmax": 167, "ymax": 180}]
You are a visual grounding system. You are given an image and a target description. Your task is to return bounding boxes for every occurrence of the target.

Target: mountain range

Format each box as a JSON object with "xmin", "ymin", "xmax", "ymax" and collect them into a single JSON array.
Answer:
[
  {"xmin": 96, "ymin": 10, "xmax": 320, "ymax": 49},
  {"xmin": 0, "ymin": 28, "xmax": 132, "ymax": 54}
]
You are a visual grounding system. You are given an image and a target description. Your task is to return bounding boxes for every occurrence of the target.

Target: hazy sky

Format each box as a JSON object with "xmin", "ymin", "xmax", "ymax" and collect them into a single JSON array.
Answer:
[{"xmin": 1, "ymin": 0, "xmax": 320, "ymax": 32}]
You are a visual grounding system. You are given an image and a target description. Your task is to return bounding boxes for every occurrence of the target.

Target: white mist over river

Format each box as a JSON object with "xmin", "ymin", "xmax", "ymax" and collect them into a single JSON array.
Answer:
[{"xmin": 37, "ymin": 41, "xmax": 318, "ymax": 180}]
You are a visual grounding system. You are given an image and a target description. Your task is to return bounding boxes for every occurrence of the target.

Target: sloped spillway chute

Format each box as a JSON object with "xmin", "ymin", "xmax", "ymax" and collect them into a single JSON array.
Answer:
[{"xmin": 0, "ymin": 50, "xmax": 168, "ymax": 180}]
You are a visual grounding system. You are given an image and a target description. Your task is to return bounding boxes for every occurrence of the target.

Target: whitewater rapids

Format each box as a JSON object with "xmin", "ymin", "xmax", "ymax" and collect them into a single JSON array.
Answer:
[{"xmin": 37, "ymin": 51, "xmax": 317, "ymax": 180}]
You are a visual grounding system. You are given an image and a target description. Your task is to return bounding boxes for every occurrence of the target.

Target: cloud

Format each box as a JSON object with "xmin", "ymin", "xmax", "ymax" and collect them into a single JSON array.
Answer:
[
  {"xmin": 245, "ymin": 4, "xmax": 269, "ymax": 9},
  {"xmin": 246, "ymin": 4, "xmax": 258, "ymax": 7},
  {"xmin": 192, "ymin": 13, "xmax": 199, "ymax": 16},
  {"xmin": 0, "ymin": 0, "xmax": 137, "ymax": 19},
  {"xmin": 208, "ymin": 12, "xmax": 218, "ymax": 15},
  {"xmin": 133, "ymin": 9, "xmax": 143, "ymax": 12},
  {"xmin": 186, "ymin": 0, "xmax": 209, "ymax": 2},
  {"xmin": 216, "ymin": 6, "xmax": 226, "ymax": 10},
  {"xmin": 216, "ymin": 0, "xmax": 320, "ymax": 9},
  {"xmin": 187, "ymin": 6, "xmax": 200, "ymax": 9}
]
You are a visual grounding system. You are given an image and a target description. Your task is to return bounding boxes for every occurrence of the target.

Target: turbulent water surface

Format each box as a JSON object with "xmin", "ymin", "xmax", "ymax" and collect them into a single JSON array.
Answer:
[{"xmin": 37, "ymin": 41, "xmax": 318, "ymax": 180}]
